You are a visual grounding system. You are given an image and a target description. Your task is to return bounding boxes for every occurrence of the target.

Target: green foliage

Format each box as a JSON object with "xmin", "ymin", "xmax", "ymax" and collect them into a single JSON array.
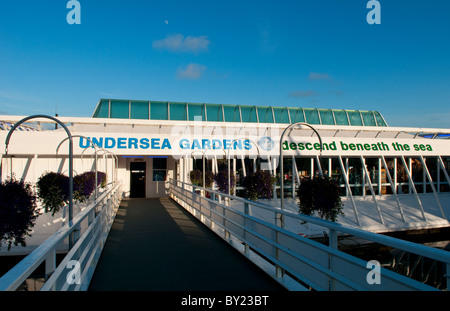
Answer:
[
  {"xmin": 0, "ymin": 176, "xmax": 40, "ymax": 250},
  {"xmin": 242, "ymin": 170, "xmax": 276, "ymax": 201},
  {"xmin": 214, "ymin": 170, "xmax": 235, "ymax": 194},
  {"xmin": 36, "ymin": 171, "xmax": 107, "ymax": 214},
  {"xmin": 36, "ymin": 172, "xmax": 70, "ymax": 216},
  {"xmin": 298, "ymin": 176, "xmax": 344, "ymax": 222},
  {"xmin": 189, "ymin": 170, "xmax": 214, "ymax": 188}
]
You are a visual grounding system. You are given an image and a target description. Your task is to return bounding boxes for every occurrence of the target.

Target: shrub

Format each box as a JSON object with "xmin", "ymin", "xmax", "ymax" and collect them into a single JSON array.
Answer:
[
  {"xmin": 298, "ymin": 176, "xmax": 344, "ymax": 222},
  {"xmin": 36, "ymin": 172, "xmax": 70, "ymax": 215},
  {"xmin": 242, "ymin": 170, "xmax": 275, "ymax": 201},
  {"xmin": 97, "ymin": 171, "xmax": 107, "ymax": 188},
  {"xmin": 189, "ymin": 170, "xmax": 214, "ymax": 188},
  {"xmin": 0, "ymin": 177, "xmax": 40, "ymax": 250},
  {"xmin": 214, "ymin": 170, "xmax": 235, "ymax": 194},
  {"xmin": 74, "ymin": 171, "xmax": 96, "ymax": 203}
]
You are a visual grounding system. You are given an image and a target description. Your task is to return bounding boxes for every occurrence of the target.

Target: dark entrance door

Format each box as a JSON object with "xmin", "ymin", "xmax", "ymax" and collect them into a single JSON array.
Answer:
[{"xmin": 130, "ymin": 162, "xmax": 146, "ymax": 198}]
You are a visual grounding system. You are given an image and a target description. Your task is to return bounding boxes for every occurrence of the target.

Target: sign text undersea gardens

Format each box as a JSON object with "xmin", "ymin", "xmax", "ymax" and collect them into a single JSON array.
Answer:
[
  {"xmin": 75, "ymin": 135, "xmax": 444, "ymax": 157},
  {"xmin": 1, "ymin": 130, "xmax": 446, "ymax": 157}
]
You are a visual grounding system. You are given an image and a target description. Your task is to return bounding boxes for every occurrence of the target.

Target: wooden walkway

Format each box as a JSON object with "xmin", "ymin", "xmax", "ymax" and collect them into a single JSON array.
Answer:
[{"xmin": 88, "ymin": 197, "xmax": 285, "ymax": 291}]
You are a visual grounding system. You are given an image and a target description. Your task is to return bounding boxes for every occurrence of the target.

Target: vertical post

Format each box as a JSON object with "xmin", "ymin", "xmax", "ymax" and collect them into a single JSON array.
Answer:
[
  {"xmin": 381, "ymin": 156, "xmax": 406, "ymax": 223},
  {"xmin": 360, "ymin": 156, "xmax": 384, "ymax": 224},
  {"xmin": 378, "ymin": 157, "xmax": 382, "ymax": 195},
  {"xmin": 400, "ymin": 156, "xmax": 426, "ymax": 221},
  {"xmin": 0, "ymin": 154, "xmax": 3, "ymax": 183},
  {"xmin": 338, "ymin": 156, "xmax": 360, "ymax": 226},
  {"xmin": 244, "ymin": 202, "xmax": 249, "ymax": 256},
  {"xmin": 419, "ymin": 156, "xmax": 446, "ymax": 219},
  {"xmin": 328, "ymin": 229, "xmax": 338, "ymax": 291},
  {"xmin": 446, "ymin": 263, "xmax": 450, "ymax": 290},
  {"xmin": 45, "ymin": 250, "xmax": 56, "ymax": 282}
]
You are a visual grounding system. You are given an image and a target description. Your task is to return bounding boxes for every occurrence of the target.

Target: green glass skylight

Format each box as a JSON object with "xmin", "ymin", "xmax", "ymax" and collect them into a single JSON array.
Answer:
[{"xmin": 92, "ymin": 99, "xmax": 388, "ymax": 127}]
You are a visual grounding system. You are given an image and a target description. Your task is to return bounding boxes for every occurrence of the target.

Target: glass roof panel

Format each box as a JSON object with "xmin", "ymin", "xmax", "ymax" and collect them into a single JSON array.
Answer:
[
  {"xmin": 110, "ymin": 100, "xmax": 129, "ymax": 119},
  {"xmin": 130, "ymin": 101, "xmax": 149, "ymax": 120},
  {"xmin": 93, "ymin": 99, "xmax": 389, "ymax": 127},
  {"xmin": 240, "ymin": 105, "xmax": 257, "ymax": 123},
  {"xmin": 273, "ymin": 107, "xmax": 290, "ymax": 123},
  {"xmin": 170, "ymin": 102, "xmax": 187, "ymax": 121},
  {"xmin": 257, "ymin": 106, "xmax": 274, "ymax": 123},
  {"xmin": 150, "ymin": 101, "xmax": 168, "ymax": 120}
]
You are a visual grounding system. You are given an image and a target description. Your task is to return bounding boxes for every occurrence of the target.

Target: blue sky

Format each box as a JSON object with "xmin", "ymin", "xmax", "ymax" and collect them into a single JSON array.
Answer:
[{"xmin": 0, "ymin": 1, "xmax": 449, "ymax": 128}]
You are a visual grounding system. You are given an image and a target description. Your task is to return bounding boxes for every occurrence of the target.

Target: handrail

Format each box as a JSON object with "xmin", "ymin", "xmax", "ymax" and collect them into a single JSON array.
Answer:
[
  {"xmin": 169, "ymin": 179, "xmax": 450, "ymax": 290},
  {"xmin": 0, "ymin": 182, "xmax": 122, "ymax": 291}
]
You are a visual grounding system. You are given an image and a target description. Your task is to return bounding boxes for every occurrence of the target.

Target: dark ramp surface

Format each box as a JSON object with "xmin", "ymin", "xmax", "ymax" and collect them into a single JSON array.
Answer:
[{"xmin": 88, "ymin": 197, "xmax": 285, "ymax": 291}]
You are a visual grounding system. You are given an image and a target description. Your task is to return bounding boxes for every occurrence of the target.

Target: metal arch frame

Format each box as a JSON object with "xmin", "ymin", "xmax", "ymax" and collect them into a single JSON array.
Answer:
[
  {"xmin": 227, "ymin": 138, "xmax": 261, "ymax": 196},
  {"xmin": 4, "ymin": 115, "xmax": 75, "ymax": 224},
  {"xmin": 280, "ymin": 122, "xmax": 323, "ymax": 214},
  {"xmin": 87, "ymin": 148, "xmax": 118, "ymax": 186},
  {"xmin": 56, "ymin": 135, "xmax": 99, "ymax": 201}
]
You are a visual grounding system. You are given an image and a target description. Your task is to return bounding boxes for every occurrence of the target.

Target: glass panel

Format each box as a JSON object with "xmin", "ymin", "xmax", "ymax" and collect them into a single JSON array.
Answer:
[
  {"xmin": 361, "ymin": 111, "xmax": 376, "ymax": 126},
  {"xmin": 240, "ymin": 105, "xmax": 257, "ymax": 122},
  {"xmin": 153, "ymin": 158, "xmax": 167, "ymax": 181},
  {"xmin": 110, "ymin": 100, "xmax": 129, "ymax": 119},
  {"xmin": 374, "ymin": 111, "xmax": 387, "ymax": 126},
  {"xmin": 150, "ymin": 101, "xmax": 168, "ymax": 120},
  {"xmin": 130, "ymin": 101, "xmax": 149, "ymax": 119},
  {"xmin": 188, "ymin": 103, "xmax": 205, "ymax": 121},
  {"xmin": 333, "ymin": 110, "xmax": 349, "ymax": 126},
  {"xmin": 93, "ymin": 99, "xmax": 110, "ymax": 118},
  {"xmin": 273, "ymin": 107, "xmax": 290, "ymax": 123},
  {"xmin": 348, "ymin": 111, "xmax": 363, "ymax": 126},
  {"xmin": 205, "ymin": 104, "xmax": 223, "ymax": 122},
  {"xmin": 319, "ymin": 109, "xmax": 335, "ymax": 125},
  {"xmin": 289, "ymin": 108, "xmax": 305, "ymax": 123},
  {"xmin": 169, "ymin": 102, "xmax": 187, "ymax": 121},
  {"xmin": 257, "ymin": 106, "xmax": 274, "ymax": 123},
  {"xmin": 153, "ymin": 157, "xmax": 167, "ymax": 169},
  {"xmin": 303, "ymin": 108, "xmax": 320, "ymax": 124},
  {"xmin": 223, "ymin": 105, "xmax": 241, "ymax": 122}
]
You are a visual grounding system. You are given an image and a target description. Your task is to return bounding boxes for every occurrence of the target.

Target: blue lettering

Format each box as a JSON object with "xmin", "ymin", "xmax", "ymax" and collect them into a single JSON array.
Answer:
[
  {"xmin": 202, "ymin": 139, "xmax": 211, "ymax": 150},
  {"xmin": 244, "ymin": 139, "xmax": 252, "ymax": 150},
  {"xmin": 128, "ymin": 138, "xmax": 138, "ymax": 149},
  {"xmin": 212, "ymin": 139, "xmax": 222, "ymax": 149},
  {"xmin": 191, "ymin": 139, "xmax": 201, "ymax": 149},
  {"xmin": 180, "ymin": 139, "xmax": 189, "ymax": 149},
  {"xmin": 151, "ymin": 138, "xmax": 160, "ymax": 149},
  {"xmin": 91, "ymin": 137, "xmax": 103, "ymax": 148},
  {"xmin": 140, "ymin": 138, "xmax": 150, "ymax": 149},
  {"xmin": 117, "ymin": 138, "xmax": 126, "ymax": 149},
  {"xmin": 233, "ymin": 140, "xmax": 242, "ymax": 150},
  {"xmin": 79, "ymin": 137, "xmax": 90, "ymax": 148},
  {"xmin": 223, "ymin": 139, "xmax": 231, "ymax": 150},
  {"xmin": 104, "ymin": 137, "xmax": 115, "ymax": 148},
  {"xmin": 161, "ymin": 139, "xmax": 171, "ymax": 149}
]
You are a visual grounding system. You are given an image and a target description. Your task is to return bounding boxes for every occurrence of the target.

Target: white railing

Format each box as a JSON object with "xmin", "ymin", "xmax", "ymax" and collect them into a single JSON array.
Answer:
[
  {"xmin": 169, "ymin": 179, "xmax": 450, "ymax": 291},
  {"xmin": 0, "ymin": 183, "xmax": 122, "ymax": 291}
]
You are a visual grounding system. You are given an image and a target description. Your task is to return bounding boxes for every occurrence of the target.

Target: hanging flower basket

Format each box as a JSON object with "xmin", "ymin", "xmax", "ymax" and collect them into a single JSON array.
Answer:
[
  {"xmin": 74, "ymin": 171, "xmax": 106, "ymax": 203},
  {"xmin": 214, "ymin": 170, "xmax": 235, "ymax": 194},
  {"xmin": 36, "ymin": 172, "xmax": 70, "ymax": 216},
  {"xmin": 298, "ymin": 176, "xmax": 344, "ymax": 222},
  {"xmin": 0, "ymin": 176, "xmax": 40, "ymax": 250},
  {"xmin": 189, "ymin": 170, "xmax": 214, "ymax": 188},
  {"xmin": 242, "ymin": 170, "xmax": 276, "ymax": 201}
]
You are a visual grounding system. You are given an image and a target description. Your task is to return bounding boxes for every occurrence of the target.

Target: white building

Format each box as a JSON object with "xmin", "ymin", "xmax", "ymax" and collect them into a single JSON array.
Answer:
[{"xmin": 1, "ymin": 99, "xmax": 449, "ymax": 253}]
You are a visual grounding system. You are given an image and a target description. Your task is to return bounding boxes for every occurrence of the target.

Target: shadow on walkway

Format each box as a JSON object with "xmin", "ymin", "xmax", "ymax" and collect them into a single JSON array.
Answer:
[{"xmin": 88, "ymin": 197, "xmax": 286, "ymax": 291}]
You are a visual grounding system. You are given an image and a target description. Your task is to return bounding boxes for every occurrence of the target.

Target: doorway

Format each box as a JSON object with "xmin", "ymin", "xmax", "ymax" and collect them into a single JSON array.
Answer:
[{"xmin": 130, "ymin": 162, "xmax": 146, "ymax": 198}]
